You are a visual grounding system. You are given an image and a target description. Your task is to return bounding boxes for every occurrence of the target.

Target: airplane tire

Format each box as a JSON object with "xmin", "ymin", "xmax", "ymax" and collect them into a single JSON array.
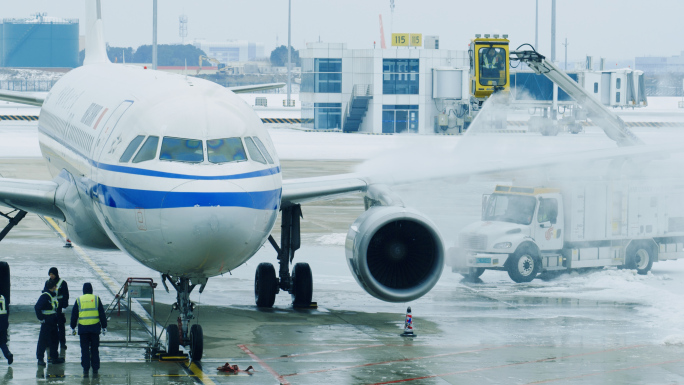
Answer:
[
  {"xmin": 0, "ymin": 262, "xmax": 9, "ymax": 306},
  {"xmin": 166, "ymin": 324, "xmax": 180, "ymax": 355},
  {"xmin": 189, "ymin": 324, "xmax": 203, "ymax": 361},
  {"xmin": 291, "ymin": 263, "xmax": 313, "ymax": 307},
  {"xmin": 507, "ymin": 247, "xmax": 539, "ymax": 283},
  {"xmin": 255, "ymin": 263, "xmax": 277, "ymax": 308}
]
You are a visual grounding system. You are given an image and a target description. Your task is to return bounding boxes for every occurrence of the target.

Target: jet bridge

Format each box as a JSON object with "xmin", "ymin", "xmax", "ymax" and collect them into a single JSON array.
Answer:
[{"xmin": 510, "ymin": 49, "xmax": 643, "ymax": 147}]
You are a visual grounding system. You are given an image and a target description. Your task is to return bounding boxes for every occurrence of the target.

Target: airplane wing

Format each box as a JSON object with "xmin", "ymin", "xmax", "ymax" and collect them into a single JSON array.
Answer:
[
  {"xmin": 228, "ymin": 83, "xmax": 286, "ymax": 94},
  {"xmin": 0, "ymin": 90, "xmax": 46, "ymax": 107},
  {"xmin": 281, "ymin": 174, "xmax": 367, "ymax": 207},
  {"xmin": 280, "ymin": 143, "xmax": 682, "ymax": 206},
  {"xmin": 0, "ymin": 178, "xmax": 65, "ymax": 220}
]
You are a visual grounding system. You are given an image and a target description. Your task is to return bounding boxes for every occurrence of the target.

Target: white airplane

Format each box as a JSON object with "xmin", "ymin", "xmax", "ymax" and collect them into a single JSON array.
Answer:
[{"xmin": 0, "ymin": 1, "xmax": 446, "ymax": 360}]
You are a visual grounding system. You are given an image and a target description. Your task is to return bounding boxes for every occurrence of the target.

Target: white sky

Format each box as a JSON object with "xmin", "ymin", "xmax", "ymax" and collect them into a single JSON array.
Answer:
[{"xmin": 3, "ymin": 1, "xmax": 683, "ymax": 61}]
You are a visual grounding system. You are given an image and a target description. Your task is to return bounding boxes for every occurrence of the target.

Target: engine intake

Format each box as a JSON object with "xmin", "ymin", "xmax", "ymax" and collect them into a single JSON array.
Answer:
[{"xmin": 346, "ymin": 206, "xmax": 444, "ymax": 302}]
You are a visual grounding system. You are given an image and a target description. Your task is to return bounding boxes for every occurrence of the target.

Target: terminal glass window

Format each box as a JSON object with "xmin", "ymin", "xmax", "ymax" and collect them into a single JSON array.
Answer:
[
  {"xmin": 383, "ymin": 59, "xmax": 419, "ymax": 94},
  {"xmin": 478, "ymin": 47, "xmax": 507, "ymax": 86},
  {"xmin": 483, "ymin": 193, "xmax": 537, "ymax": 225},
  {"xmin": 314, "ymin": 103, "xmax": 342, "ymax": 130},
  {"xmin": 382, "ymin": 105, "xmax": 418, "ymax": 133},
  {"xmin": 301, "ymin": 58, "xmax": 342, "ymax": 93},
  {"xmin": 119, "ymin": 135, "xmax": 145, "ymax": 163},
  {"xmin": 207, "ymin": 138, "xmax": 247, "ymax": 164},
  {"xmin": 132, "ymin": 136, "xmax": 159, "ymax": 163},
  {"xmin": 160, "ymin": 137, "xmax": 204, "ymax": 163},
  {"xmin": 244, "ymin": 137, "xmax": 267, "ymax": 164}
]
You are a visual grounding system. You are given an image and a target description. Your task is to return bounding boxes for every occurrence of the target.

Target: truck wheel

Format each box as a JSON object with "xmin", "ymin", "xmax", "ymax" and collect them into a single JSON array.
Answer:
[
  {"xmin": 626, "ymin": 247, "xmax": 653, "ymax": 275},
  {"xmin": 507, "ymin": 248, "xmax": 539, "ymax": 283},
  {"xmin": 461, "ymin": 267, "xmax": 485, "ymax": 280}
]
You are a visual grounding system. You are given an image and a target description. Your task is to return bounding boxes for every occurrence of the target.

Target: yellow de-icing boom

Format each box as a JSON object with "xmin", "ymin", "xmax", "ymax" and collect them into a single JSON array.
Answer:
[{"xmin": 469, "ymin": 35, "xmax": 510, "ymax": 100}]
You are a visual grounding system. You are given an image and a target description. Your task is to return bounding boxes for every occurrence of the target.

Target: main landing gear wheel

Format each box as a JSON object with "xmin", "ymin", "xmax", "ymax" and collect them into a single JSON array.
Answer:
[
  {"xmin": 166, "ymin": 324, "xmax": 180, "ymax": 355},
  {"xmin": 255, "ymin": 263, "xmax": 277, "ymax": 308},
  {"xmin": 507, "ymin": 247, "xmax": 539, "ymax": 283},
  {"xmin": 291, "ymin": 263, "xmax": 313, "ymax": 307},
  {"xmin": 189, "ymin": 324, "xmax": 203, "ymax": 361}
]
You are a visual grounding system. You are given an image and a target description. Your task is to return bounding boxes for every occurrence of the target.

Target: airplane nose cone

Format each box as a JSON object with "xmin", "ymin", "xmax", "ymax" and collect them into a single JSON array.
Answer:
[{"xmin": 160, "ymin": 180, "xmax": 258, "ymax": 275}]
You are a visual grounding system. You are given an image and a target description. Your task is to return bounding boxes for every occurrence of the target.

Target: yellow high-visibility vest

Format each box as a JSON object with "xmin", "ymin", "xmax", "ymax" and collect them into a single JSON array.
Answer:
[
  {"xmin": 77, "ymin": 294, "xmax": 100, "ymax": 326},
  {"xmin": 55, "ymin": 279, "xmax": 64, "ymax": 300},
  {"xmin": 0, "ymin": 295, "xmax": 6, "ymax": 315},
  {"xmin": 41, "ymin": 292, "xmax": 57, "ymax": 315}
]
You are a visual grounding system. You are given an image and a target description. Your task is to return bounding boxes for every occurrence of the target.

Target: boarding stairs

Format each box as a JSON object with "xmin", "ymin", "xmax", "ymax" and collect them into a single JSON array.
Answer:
[{"xmin": 343, "ymin": 84, "xmax": 373, "ymax": 132}]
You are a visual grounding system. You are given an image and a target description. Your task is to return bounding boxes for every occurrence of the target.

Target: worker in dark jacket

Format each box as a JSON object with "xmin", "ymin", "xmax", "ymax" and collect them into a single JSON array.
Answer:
[
  {"xmin": 70, "ymin": 283, "xmax": 107, "ymax": 377},
  {"xmin": 35, "ymin": 280, "xmax": 63, "ymax": 366},
  {"xmin": 0, "ymin": 294, "xmax": 12, "ymax": 365},
  {"xmin": 44, "ymin": 267, "xmax": 69, "ymax": 358}
]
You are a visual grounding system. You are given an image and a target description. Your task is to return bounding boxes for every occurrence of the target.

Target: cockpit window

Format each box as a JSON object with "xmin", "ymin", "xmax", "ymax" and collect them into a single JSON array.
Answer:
[
  {"xmin": 119, "ymin": 135, "xmax": 145, "ymax": 163},
  {"xmin": 207, "ymin": 138, "xmax": 247, "ymax": 164},
  {"xmin": 252, "ymin": 137, "xmax": 274, "ymax": 164},
  {"xmin": 160, "ymin": 137, "xmax": 204, "ymax": 163},
  {"xmin": 244, "ymin": 137, "xmax": 266, "ymax": 164},
  {"xmin": 132, "ymin": 136, "xmax": 159, "ymax": 164}
]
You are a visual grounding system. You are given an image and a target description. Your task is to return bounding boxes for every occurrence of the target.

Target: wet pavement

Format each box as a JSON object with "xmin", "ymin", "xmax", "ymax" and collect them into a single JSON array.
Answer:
[{"xmin": 2, "ymin": 135, "xmax": 684, "ymax": 384}]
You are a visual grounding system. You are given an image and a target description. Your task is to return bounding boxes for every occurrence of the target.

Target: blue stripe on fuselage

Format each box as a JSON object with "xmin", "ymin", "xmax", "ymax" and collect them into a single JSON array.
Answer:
[
  {"xmin": 38, "ymin": 125, "xmax": 281, "ymax": 180},
  {"xmin": 97, "ymin": 185, "xmax": 282, "ymax": 210}
]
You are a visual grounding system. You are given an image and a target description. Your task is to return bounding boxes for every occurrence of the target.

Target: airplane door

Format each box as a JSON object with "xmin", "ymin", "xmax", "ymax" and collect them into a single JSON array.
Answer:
[{"xmin": 91, "ymin": 100, "xmax": 134, "ymax": 166}]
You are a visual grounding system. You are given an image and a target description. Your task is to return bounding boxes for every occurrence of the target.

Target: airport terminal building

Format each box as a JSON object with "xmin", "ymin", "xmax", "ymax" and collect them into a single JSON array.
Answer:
[{"xmin": 300, "ymin": 42, "xmax": 467, "ymax": 134}]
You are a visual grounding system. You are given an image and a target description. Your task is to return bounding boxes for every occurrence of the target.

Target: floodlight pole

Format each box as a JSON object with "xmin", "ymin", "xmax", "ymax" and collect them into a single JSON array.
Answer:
[
  {"xmin": 287, "ymin": 0, "xmax": 292, "ymax": 105},
  {"xmin": 153, "ymin": 0, "xmax": 158, "ymax": 70}
]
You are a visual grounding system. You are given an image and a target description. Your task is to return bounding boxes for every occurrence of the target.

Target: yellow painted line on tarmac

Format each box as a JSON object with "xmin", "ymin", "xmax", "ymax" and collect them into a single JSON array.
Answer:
[
  {"xmin": 44, "ymin": 217, "xmax": 120, "ymax": 294},
  {"xmin": 43, "ymin": 217, "xmax": 157, "ymax": 334},
  {"xmin": 188, "ymin": 362, "xmax": 217, "ymax": 384}
]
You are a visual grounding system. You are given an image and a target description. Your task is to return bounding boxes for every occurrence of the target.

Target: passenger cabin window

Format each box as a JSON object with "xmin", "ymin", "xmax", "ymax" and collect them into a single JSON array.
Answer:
[
  {"xmin": 207, "ymin": 138, "xmax": 247, "ymax": 164},
  {"xmin": 119, "ymin": 135, "xmax": 145, "ymax": 162},
  {"xmin": 478, "ymin": 47, "xmax": 507, "ymax": 86},
  {"xmin": 252, "ymin": 137, "xmax": 274, "ymax": 164},
  {"xmin": 244, "ymin": 137, "xmax": 266, "ymax": 164},
  {"xmin": 160, "ymin": 137, "xmax": 204, "ymax": 163},
  {"xmin": 132, "ymin": 136, "xmax": 159, "ymax": 163}
]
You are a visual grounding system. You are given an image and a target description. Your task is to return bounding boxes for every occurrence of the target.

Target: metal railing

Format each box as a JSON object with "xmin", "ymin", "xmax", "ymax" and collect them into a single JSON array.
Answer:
[
  {"xmin": 0, "ymin": 80, "xmax": 58, "ymax": 92},
  {"xmin": 342, "ymin": 84, "xmax": 372, "ymax": 129}
]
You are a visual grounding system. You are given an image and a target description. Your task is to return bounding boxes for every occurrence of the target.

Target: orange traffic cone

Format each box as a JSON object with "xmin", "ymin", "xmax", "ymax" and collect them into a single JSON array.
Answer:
[
  {"xmin": 400, "ymin": 306, "xmax": 416, "ymax": 337},
  {"xmin": 64, "ymin": 239, "xmax": 72, "ymax": 248}
]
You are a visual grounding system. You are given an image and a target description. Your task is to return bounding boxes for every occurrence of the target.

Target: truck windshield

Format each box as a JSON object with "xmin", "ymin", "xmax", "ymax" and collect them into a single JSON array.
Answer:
[{"xmin": 483, "ymin": 194, "xmax": 537, "ymax": 225}]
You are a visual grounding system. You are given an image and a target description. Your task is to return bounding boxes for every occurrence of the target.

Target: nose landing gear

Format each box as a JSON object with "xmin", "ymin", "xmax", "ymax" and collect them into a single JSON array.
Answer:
[{"xmin": 161, "ymin": 274, "xmax": 206, "ymax": 360}]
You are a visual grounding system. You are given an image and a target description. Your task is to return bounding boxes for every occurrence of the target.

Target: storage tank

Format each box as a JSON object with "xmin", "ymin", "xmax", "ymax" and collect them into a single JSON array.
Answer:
[{"xmin": 1, "ymin": 13, "xmax": 79, "ymax": 68}]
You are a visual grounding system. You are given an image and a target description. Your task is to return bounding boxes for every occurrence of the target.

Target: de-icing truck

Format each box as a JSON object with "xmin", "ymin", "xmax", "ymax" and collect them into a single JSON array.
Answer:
[{"xmin": 448, "ymin": 180, "xmax": 684, "ymax": 282}]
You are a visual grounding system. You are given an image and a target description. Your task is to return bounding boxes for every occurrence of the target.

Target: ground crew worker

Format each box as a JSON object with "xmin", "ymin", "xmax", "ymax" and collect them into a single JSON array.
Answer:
[
  {"xmin": 70, "ymin": 282, "xmax": 107, "ymax": 377},
  {"xmin": 35, "ymin": 280, "xmax": 63, "ymax": 366},
  {"xmin": 0, "ymin": 294, "xmax": 12, "ymax": 365},
  {"xmin": 44, "ymin": 267, "xmax": 69, "ymax": 358}
]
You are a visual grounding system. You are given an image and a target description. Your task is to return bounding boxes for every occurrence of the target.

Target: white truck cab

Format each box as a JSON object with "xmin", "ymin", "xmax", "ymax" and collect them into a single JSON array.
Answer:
[{"xmin": 449, "ymin": 182, "xmax": 684, "ymax": 282}]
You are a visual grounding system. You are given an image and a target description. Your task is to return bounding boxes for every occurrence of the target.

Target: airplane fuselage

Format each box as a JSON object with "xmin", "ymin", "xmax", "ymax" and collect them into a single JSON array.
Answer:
[{"xmin": 37, "ymin": 63, "xmax": 282, "ymax": 279}]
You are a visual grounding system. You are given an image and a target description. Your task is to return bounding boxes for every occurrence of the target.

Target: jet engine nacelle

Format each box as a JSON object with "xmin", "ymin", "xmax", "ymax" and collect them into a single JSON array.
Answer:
[
  {"xmin": 54, "ymin": 170, "xmax": 116, "ymax": 249},
  {"xmin": 345, "ymin": 206, "xmax": 444, "ymax": 302}
]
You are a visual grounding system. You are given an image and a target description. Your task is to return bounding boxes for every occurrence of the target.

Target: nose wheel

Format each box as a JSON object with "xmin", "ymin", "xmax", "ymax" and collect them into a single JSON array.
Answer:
[{"xmin": 161, "ymin": 275, "xmax": 207, "ymax": 360}]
